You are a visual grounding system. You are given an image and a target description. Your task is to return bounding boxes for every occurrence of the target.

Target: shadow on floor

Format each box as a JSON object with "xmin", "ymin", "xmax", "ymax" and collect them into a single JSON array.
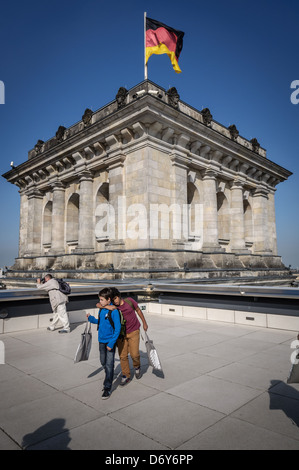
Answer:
[
  {"xmin": 269, "ymin": 380, "xmax": 299, "ymax": 427},
  {"xmin": 22, "ymin": 418, "xmax": 71, "ymax": 450}
]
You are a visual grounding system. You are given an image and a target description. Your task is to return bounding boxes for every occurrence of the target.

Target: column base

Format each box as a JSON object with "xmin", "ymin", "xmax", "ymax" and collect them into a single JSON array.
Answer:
[
  {"xmin": 254, "ymin": 250, "xmax": 273, "ymax": 255},
  {"xmin": 231, "ymin": 248, "xmax": 250, "ymax": 254},
  {"xmin": 23, "ymin": 252, "xmax": 41, "ymax": 257},
  {"xmin": 48, "ymin": 249, "xmax": 65, "ymax": 256},
  {"xmin": 105, "ymin": 241, "xmax": 125, "ymax": 250},
  {"xmin": 73, "ymin": 247, "xmax": 95, "ymax": 254},
  {"xmin": 172, "ymin": 240, "xmax": 191, "ymax": 250},
  {"xmin": 202, "ymin": 244, "xmax": 225, "ymax": 253}
]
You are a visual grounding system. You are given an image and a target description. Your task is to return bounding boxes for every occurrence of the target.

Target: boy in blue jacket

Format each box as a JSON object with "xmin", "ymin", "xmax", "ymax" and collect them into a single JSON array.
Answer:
[{"xmin": 87, "ymin": 288, "xmax": 121, "ymax": 399}]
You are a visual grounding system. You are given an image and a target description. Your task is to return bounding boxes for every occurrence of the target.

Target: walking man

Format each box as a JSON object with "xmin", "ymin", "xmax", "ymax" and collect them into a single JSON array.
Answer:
[{"xmin": 37, "ymin": 274, "xmax": 70, "ymax": 333}]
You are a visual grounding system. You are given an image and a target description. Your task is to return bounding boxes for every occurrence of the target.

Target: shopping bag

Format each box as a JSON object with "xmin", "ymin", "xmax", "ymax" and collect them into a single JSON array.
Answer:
[
  {"xmin": 143, "ymin": 331, "xmax": 163, "ymax": 371},
  {"xmin": 74, "ymin": 321, "xmax": 92, "ymax": 363}
]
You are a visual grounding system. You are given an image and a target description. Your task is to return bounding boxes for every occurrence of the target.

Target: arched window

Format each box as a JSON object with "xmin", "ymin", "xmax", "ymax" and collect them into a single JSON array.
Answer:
[
  {"xmin": 66, "ymin": 193, "xmax": 79, "ymax": 252},
  {"xmin": 187, "ymin": 182, "xmax": 202, "ymax": 244},
  {"xmin": 95, "ymin": 182, "xmax": 109, "ymax": 242},
  {"xmin": 217, "ymin": 192, "xmax": 230, "ymax": 246},
  {"xmin": 42, "ymin": 201, "xmax": 52, "ymax": 252},
  {"xmin": 244, "ymin": 199, "xmax": 253, "ymax": 248}
]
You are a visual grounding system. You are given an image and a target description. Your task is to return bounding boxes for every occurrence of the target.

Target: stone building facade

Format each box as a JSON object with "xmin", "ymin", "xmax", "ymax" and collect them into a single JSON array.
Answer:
[{"xmin": 2, "ymin": 81, "xmax": 293, "ymax": 280}]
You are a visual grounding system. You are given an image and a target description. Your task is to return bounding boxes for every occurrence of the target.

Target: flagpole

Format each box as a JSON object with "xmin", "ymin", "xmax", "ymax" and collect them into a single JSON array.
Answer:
[{"xmin": 144, "ymin": 11, "xmax": 148, "ymax": 80}]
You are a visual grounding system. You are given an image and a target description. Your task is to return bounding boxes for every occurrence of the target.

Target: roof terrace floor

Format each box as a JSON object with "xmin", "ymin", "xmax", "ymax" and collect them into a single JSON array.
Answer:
[{"xmin": 1, "ymin": 312, "xmax": 299, "ymax": 451}]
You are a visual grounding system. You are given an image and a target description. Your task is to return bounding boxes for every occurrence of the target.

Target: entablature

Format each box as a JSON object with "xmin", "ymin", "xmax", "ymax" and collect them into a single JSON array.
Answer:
[{"xmin": 3, "ymin": 81, "xmax": 292, "ymax": 194}]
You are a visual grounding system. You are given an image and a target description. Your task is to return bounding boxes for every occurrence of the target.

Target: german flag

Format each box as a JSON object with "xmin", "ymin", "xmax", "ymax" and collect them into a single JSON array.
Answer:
[{"xmin": 145, "ymin": 17, "xmax": 184, "ymax": 73}]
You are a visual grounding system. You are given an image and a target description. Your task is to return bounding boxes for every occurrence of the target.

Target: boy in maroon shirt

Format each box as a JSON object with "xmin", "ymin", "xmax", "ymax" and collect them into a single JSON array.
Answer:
[{"xmin": 107, "ymin": 288, "xmax": 148, "ymax": 385}]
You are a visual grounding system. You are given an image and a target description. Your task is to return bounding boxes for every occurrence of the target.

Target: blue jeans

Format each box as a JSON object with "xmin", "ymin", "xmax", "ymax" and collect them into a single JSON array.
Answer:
[{"xmin": 99, "ymin": 342, "xmax": 116, "ymax": 390}]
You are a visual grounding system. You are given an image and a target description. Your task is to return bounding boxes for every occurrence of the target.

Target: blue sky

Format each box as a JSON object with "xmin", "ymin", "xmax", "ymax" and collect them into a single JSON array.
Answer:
[{"xmin": 0, "ymin": 0, "xmax": 299, "ymax": 269}]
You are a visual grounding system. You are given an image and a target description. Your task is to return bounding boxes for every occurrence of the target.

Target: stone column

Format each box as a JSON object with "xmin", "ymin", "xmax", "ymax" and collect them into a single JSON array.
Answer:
[
  {"xmin": 202, "ymin": 169, "xmax": 221, "ymax": 251},
  {"xmin": 268, "ymin": 189, "xmax": 278, "ymax": 255},
  {"xmin": 50, "ymin": 181, "xmax": 65, "ymax": 254},
  {"xmin": 170, "ymin": 153, "xmax": 189, "ymax": 246},
  {"xmin": 18, "ymin": 190, "xmax": 28, "ymax": 257},
  {"xmin": 25, "ymin": 188, "xmax": 44, "ymax": 256},
  {"xmin": 77, "ymin": 170, "xmax": 94, "ymax": 251},
  {"xmin": 230, "ymin": 180, "xmax": 248, "ymax": 253},
  {"xmin": 106, "ymin": 154, "xmax": 126, "ymax": 247},
  {"xmin": 252, "ymin": 186, "xmax": 272, "ymax": 254}
]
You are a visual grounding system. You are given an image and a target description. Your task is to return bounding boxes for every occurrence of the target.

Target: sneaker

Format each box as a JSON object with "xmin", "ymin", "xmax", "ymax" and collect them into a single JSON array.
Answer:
[
  {"xmin": 58, "ymin": 329, "xmax": 70, "ymax": 334},
  {"xmin": 47, "ymin": 326, "xmax": 55, "ymax": 331},
  {"xmin": 120, "ymin": 375, "xmax": 131, "ymax": 386},
  {"xmin": 102, "ymin": 389, "xmax": 111, "ymax": 399},
  {"xmin": 135, "ymin": 367, "xmax": 142, "ymax": 379}
]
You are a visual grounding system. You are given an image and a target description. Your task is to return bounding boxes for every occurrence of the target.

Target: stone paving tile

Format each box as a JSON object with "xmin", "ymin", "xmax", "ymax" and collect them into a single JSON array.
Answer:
[
  {"xmin": 0, "ymin": 374, "xmax": 57, "ymax": 410},
  {"xmin": 0, "ymin": 429, "xmax": 21, "ymax": 450},
  {"xmin": 166, "ymin": 375, "xmax": 263, "ymax": 415},
  {"xmin": 231, "ymin": 391, "xmax": 299, "ymax": 443},
  {"xmin": 64, "ymin": 376, "xmax": 160, "ymax": 414},
  {"xmin": 109, "ymin": 392, "xmax": 225, "ymax": 449},
  {"xmin": 207, "ymin": 362, "xmax": 284, "ymax": 390},
  {"xmin": 177, "ymin": 416, "xmax": 299, "ymax": 450},
  {"xmin": 0, "ymin": 392, "xmax": 103, "ymax": 449},
  {"xmin": 27, "ymin": 415, "xmax": 168, "ymax": 450}
]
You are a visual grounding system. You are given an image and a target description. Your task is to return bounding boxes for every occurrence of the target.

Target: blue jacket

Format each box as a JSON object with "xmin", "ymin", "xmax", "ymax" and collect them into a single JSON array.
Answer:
[{"xmin": 88, "ymin": 307, "xmax": 121, "ymax": 349}]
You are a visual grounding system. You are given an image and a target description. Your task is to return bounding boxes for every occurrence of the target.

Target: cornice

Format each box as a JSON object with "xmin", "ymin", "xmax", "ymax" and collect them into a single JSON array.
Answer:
[{"xmin": 2, "ymin": 81, "xmax": 292, "ymax": 194}]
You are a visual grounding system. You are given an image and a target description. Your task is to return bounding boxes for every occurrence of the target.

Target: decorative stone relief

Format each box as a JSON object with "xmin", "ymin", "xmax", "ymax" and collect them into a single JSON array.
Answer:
[
  {"xmin": 162, "ymin": 127, "xmax": 174, "ymax": 143},
  {"xmin": 250, "ymin": 138, "xmax": 260, "ymax": 153},
  {"xmin": 190, "ymin": 141, "xmax": 202, "ymax": 154},
  {"xmin": 201, "ymin": 108, "xmax": 212, "ymax": 126},
  {"xmin": 243, "ymin": 190, "xmax": 250, "ymax": 200},
  {"xmin": 217, "ymin": 181, "xmax": 226, "ymax": 193},
  {"xmin": 84, "ymin": 147, "xmax": 95, "ymax": 160},
  {"xmin": 116, "ymin": 87, "xmax": 128, "ymax": 109},
  {"xmin": 221, "ymin": 155, "xmax": 233, "ymax": 167},
  {"xmin": 82, "ymin": 108, "xmax": 93, "ymax": 127},
  {"xmin": 187, "ymin": 170, "xmax": 196, "ymax": 184},
  {"xmin": 34, "ymin": 140, "xmax": 44, "ymax": 155},
  {"xmin": 121, "ymin": 128, "xmax": 134, "ymax": 144},
  {"xmin": 200, "ymin": 145, "xmax": 211, "ymax": 159},
  {"xmin": 105, "ymin": 134, "xmax": 120, "ymax": 150},
  {"xmin": 210, "ymin": 150, "xmax": 223, "ymax": 163},
  {"xmin": 149, "ymin": 121, "xmax": 163, "ymax": 138},
  {"xmin": 228, "ymin": 124, "xmax": 239, "ymax": 141},
  {"xmin": 132, "ymin": 122, "xmax": 146, "ymax": 139},
  {"xmin": 239, "ymin": 162, "xmax": 249, "ymax": 174},
  {"xmin": 55, "ymin": 126, "xmax": 66, "ymax": 143},
  {"xmin": 166, "ymin": 87, "xmax": 180, "ymax": 108},
  {"xmin": 177, "ymin": 133, "xmax": 190, "ymax": 148}
]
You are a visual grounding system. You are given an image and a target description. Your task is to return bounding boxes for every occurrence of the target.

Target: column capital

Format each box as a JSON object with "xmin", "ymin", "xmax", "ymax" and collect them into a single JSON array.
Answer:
[
  {"xmin": 18, "ymin": 187, "xmax": 28, "ymax": 196},
  {"xmin": 230, "ymin": 179, "xmax": 244, "ymax": 190},
  {"xmin": 202, "ymin": 168, "xmax": 218, "ymax": 181},
  {"xmin": 170, "ymin": 152, "xmax": 191, "ymax": 170},
  {"xmin": 253, "ymin": 185, "xmax": 269, "ymax": 198},
  {"xmin": 25, "ymin": 187, "xmax": 44, "ymax": 199},
  {"xmin": 78, "ymin": 169, "xmax": 93, "ymax": 182},
  {"xmin": 50, "ymin": 179, "xmax": 65, "ymax": 191},
  {"xmin": 105, "ymin": 153, "xmax": 126, "ymax": 171}
]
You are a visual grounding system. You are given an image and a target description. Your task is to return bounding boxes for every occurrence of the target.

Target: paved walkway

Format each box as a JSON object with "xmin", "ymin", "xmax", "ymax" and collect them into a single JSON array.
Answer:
[{"xmin": 1, "ymin": 312, "xmax": 299, "ymax": 450}]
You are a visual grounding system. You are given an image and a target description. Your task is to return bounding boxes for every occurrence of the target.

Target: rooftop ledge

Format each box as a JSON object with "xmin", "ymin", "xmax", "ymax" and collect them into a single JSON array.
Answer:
[{"xmin": 26, "ymin": 80, "xmax": 266, "ymax": 160}]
